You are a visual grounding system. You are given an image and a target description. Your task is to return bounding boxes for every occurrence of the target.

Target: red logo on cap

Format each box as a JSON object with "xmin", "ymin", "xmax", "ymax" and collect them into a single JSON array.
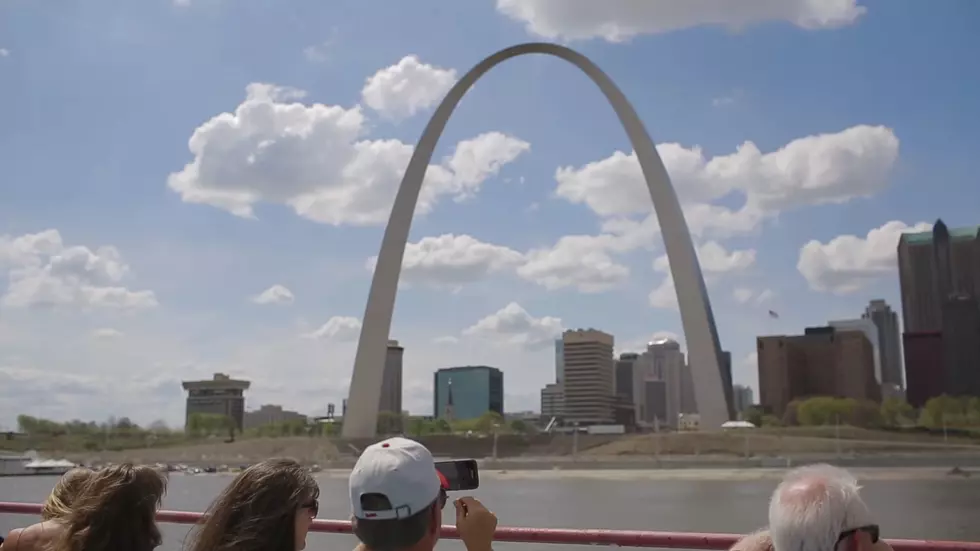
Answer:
[
  {"xmin": 436, "ymin": 470, "xmax": 449, "ymax": 489},
  {"xmin": 382, "ymin": 443, "xmax": 390, "ymax": 448}
]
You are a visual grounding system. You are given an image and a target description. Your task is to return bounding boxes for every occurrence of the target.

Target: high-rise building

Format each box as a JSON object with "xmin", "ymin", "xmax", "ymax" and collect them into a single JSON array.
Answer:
[
  {"xmin": 554, "ymin": 339, "xmax": 565, "ymax": 384},
  {"xmin": 903, "ymin": 331, "xmax": 944, "ymax": 408},
  {"xmin": 941, "ymin": 294, "xmax": 980, "ymax": 397},
  {"xmin": 244, "ymin": 404, "xmax": 307, "ymax": 429},
  {"xmin": 898, "ymin": 220, "xmax": 980, "ymax": 401},
  {"xmin": 433, "ymin": 366, "xmax": 503, "ymax": 421},
  {"xmin": 540, "ymin": 383, "xmax": 564, "ymax": 419},
  {"xmin": 615, "ymin": 353, "xmax": 638, "ymax": 401},
  {"xmin": 182, "ymin": 373, "xmax": 251, "ymax": 432},
  {"xmin": 830, "ymin": 318, "xmax": 883, "ymax": 384},
  {"xmin": 732, "ymin": 384, "xmax": 754, "ymax": 416},
  {"xmin": 898, "ymin": 221, "xmax": 980, "ymax": 333},
  {"xmin": 642, "ymin": 338, "xmax": 683, "ymax": 428},
  {"xmin": 379, "ymin": 340, "xmax": 403, "ymax": 415},
  {"xmin": 561, "ymin": 329, "xmax": 615, "ymax": 425},
  {"xmin": 757, "ymin": 327, "xmax": 880, "ymax": 417},
  {"xmin": 861, "ymin": 301, "xmax": 903, "ymax": 387}
]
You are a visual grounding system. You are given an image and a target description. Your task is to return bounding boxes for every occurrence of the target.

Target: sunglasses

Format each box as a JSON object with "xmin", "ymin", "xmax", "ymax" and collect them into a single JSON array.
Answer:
[
  {"xmin": 438, "ymin": 489, "xmax": 448, "ymax": 510},
  {"xmin": 838, "ymin": 525, "xmax": 880, "ymax": 545},
  {"xmin": 301, "ymin": 499, "xmax": 319, "ymax": 518}
]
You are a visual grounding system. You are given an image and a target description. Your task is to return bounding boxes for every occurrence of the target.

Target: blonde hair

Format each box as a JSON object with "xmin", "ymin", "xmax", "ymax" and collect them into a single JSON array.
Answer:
[{"xmin": 41, "ymin": 468, "xmax": 94, "ymax": 521}]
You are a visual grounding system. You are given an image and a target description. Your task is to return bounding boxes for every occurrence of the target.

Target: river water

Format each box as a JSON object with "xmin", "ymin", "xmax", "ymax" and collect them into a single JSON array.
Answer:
[{"xmin": 3, "ymin": 471, "xmax": 979, "ymax": 551}]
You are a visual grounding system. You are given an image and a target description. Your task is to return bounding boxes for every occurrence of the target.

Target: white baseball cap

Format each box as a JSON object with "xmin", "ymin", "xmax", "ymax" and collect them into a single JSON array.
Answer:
[{"xmin": 349, "ymin": 437, "xmax": 448, "ymax": 520}]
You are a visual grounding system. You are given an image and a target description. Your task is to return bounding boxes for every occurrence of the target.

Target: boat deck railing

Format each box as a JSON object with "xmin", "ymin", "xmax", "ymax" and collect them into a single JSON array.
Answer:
[{"xmin": 3, "ymin": 502, "xmax": 980, "ymax": 551}]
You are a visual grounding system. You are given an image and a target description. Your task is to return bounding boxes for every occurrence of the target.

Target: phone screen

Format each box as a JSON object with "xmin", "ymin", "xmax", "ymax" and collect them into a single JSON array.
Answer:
[{"xmin": 434, "ymin": 459, "xmax": 479, "ymax": 491}]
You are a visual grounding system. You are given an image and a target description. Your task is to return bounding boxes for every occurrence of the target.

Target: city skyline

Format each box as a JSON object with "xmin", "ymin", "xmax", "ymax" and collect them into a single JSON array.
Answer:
[{"xmin": 3, "ymin": 2, "xmax": 980, "ymax": 428}]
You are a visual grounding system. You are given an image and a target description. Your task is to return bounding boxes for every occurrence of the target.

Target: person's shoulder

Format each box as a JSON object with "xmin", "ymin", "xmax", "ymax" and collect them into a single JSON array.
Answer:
[
  {"xmin": 8, "ymin": 521, "xmax": 65, "ymax": 550},
  {"xmin": 2, "ymin": 527, "xmax": 24, "ymax": 551}
]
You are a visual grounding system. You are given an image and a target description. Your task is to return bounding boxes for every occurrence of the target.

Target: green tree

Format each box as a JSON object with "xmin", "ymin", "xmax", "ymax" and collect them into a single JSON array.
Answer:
[
  {"xmin": 377, "ymin": 412, "xmax": 403, "ymax": 435},
  {"xmin": 433, "ymin": 418, "xmax": 452, "ymax": 433},
  {"xmin": 509, "ymin": 419, "xmax": 529, "ymax": 434},
  {"xmin": 474, "ymin": 412, "xmax": 505, "ymax": 434},
  {"xmin": 920, "ymin": 395, "xmax": 965, "ymax": 428},
  {"xmin": 880, "ymin": 397, "xmax": 915, "ymax": 427},
  {"xmin": 743, "ymin": 406, "xmax": 765, "ymax": 427}
]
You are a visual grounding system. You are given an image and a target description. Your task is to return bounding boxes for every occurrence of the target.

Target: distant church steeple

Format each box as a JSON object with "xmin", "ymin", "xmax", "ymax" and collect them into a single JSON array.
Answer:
[{"xmin": 444, "ymin": 379, "xmax": 455, "ymax": 422}]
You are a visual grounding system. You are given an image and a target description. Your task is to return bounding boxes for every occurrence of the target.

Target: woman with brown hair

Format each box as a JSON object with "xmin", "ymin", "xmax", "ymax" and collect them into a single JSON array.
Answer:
[
  {"xmin": 49, "ymin": 464, "xmax": 167, "ymax": 551},
  {"xmin": 185, "ymin": 458, "xmax": 320, "ymax": 551},
  {"xmin": 1, "ymin": 468, "xmax": 94, "ymax": 551}
]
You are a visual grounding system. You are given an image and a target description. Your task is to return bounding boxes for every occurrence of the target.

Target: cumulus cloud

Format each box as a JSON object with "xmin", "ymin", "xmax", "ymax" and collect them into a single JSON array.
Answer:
[
  {"xmin": 649, "ymin": 242, "xmax": 756, "ymax": 310},
  {"xmin": 654, "ymin": 241, "xmax": 756, "ymax": 276},
  {"xmin": 0, "ymin": 229, "xmax": 158, "ymax": 310},
  {"xmin": 302, "ymin": 316, "xmax": 362, "ymax": 341},
  {"xmin": 167, "ymin": 84, "xmax": 529, "ymax": 226},
  {"xmin": 366, "ymin": 232, "xmax": 631, "ymax": 294},
  {"xmin": 797, "ymin": 220, "xmax": 931, "ymax": 294},
  {"xmin": 496, "ymin": 0, "xmax": 866, "ymax": 42},
  {"xmin": 517, "ymin": 235, "xmax": 630, "ymax": 293},
  {"xmin": 540, "ymin": 125, "xmax": 899, "ymax": 290},
  {"xmin": 361, "ymin": 55, "xmax": 458, "ymax": 120},
  {"xmin": 91, "ymin": 328, "xmax": 124, "ymax": 339},
  {"xmin": 250, "ymin": 284, "xmax": 295, "ymax": 305},
  {"xmin": 462, "ymin": 302, "xmax": 563, "ymax": 350},
  {"xmin": 367, "ymin": 234, "xmax": 524, "ymax": 289},
  {"xmin": 555, "ymin": 125, "xmax": 899, "ymax": 223}
]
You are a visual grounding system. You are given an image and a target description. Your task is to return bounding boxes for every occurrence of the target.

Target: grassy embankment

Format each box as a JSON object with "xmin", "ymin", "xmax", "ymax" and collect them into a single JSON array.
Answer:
[{"xmin": 5, "ymin": 426, "xmax": 980, "ymax": 465}]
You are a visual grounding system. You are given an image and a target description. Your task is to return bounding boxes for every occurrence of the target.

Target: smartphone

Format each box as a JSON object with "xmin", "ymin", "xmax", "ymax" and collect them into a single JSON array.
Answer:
[{"xmin": 435, "ymin": 459, "xmax": 479, "ymax": 491}]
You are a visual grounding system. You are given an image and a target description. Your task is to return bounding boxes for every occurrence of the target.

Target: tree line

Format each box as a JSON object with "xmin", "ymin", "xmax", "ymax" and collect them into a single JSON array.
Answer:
[
  {"xmin": 743, "ymin": 394, "xmax": 980, "ymax": 433},
  {"xmin": 5, "ymin": 410, "xmax": 530, "ymax": 452}
]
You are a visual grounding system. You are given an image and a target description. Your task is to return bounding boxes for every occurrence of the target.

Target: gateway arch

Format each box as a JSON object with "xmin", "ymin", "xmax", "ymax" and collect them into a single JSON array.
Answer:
[{"xmin": 342, "ymin": 42, "xmax": 731, "ymax": 438}]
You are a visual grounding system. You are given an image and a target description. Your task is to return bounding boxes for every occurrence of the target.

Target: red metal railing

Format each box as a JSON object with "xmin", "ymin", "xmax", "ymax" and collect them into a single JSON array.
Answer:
[{"xmin": 2, "ymin": 501, "xmax": 978, "ymax": 551}]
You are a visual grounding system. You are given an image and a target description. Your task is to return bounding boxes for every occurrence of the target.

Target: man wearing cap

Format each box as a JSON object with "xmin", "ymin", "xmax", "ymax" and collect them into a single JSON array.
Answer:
[{"xmin": 350, "ymin": 437, "xmax": 497, "ymax": 551}]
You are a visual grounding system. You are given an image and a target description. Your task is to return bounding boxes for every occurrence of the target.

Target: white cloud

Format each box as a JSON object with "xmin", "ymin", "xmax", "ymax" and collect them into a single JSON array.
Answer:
[
  {"xmin": 301, "ymin": 316, "xmax": 362, "ymax": 341},
  {"xmin": 0, "ymin": 229, "xmax": 158, "ymax": 310},
  {"xmin": 797, "ymin": 220, "xmax": 931, "ymax": 294},
  {"xmin": 654, "ymin": 241, "xmax": 756, "ymax": 276},
  {"xmin": 462, "ymin": 302, "xmax": 563, "ymax": 350},
  {"xmin": 91, "ymin": 328, "xmax": 123, "ymax": 339},
  {"xmin": 517, "ymin": 235, "xmax": 629, "ymax": 293},
  {"xmin": 368, "ymin": 234, "xmax": 524, "ymax": 289},
  {"xmin": 361, "ymin": 55, "xmax": 458, "ymax": 120},
  {"xmin": 733, "ymin": 287, "xmax": 774, "ymax": 305},
  {"xmin": 0, "ymin": 48, "xmax": 9, "ymax": 58},
  {"xmin": 496, "ymin": 0, "xmax": 865, "ymax": 42},
  {"xmin": 250, "ymin": 284, "xmax": 295, "ymax": 305},
  {"xmin": 168, "ymin": 84, "xmax": 529, "ymax": 226},
  {"xmin": 648, "ymin": 242, "xmax": 754, "ymax": 310},
  {"xmin": 648, "ymin": 277, "xmax": 677, "ymax": 310},
  {"xmin": 555, "ymin": 125, "xmax": 899, "ymax": 229}
]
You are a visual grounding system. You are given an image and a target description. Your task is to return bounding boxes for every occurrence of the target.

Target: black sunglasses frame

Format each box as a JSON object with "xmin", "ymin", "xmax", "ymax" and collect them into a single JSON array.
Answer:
[
  {"xmin": 302, "ymin": 498, "xmax": 319, "ymax": 518},
  {"xmin": 838, "ymin": 524, "xmax": 880, "ymax": 545}
]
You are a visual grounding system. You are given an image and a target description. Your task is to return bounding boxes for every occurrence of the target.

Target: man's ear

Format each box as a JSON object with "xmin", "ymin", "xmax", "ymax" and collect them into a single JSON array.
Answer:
[{"xmin": 430, "ymin": 504, "xmax": 440, "ymax": 534}]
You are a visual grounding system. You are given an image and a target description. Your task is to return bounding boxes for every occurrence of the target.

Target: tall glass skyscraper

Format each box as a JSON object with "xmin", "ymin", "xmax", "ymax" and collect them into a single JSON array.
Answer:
[{"xmin": 433, "ymin": 366, "xmax": 504, "ymax": 420}]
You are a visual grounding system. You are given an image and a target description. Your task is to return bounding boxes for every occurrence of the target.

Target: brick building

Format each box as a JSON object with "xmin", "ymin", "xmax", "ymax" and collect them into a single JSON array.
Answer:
[{"xmin": 757, "ymin": 327, "xmax": 880, "ymax": 417}]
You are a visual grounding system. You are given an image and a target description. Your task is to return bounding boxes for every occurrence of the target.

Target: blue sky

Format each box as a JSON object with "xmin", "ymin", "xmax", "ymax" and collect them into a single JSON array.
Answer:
[{"xmin": 1, "ymin": 0, "xmax": 979, "ymax": 428}]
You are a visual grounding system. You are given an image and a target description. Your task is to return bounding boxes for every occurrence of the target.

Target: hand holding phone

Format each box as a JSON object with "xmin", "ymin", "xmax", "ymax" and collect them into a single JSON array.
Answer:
[
  {"xmin": 435, "ymin": 459, "xmax": 479, "ymax": 491},
  {"xmin": 454, "ymin": 496, "xmax": 496, "ymax": 551}
]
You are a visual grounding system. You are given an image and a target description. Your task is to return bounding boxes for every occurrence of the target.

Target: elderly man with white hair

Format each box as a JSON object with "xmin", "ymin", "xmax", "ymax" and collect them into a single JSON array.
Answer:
[{"xmin": 767, "ymin": 464, "xmax": 892, "ymax": 551}]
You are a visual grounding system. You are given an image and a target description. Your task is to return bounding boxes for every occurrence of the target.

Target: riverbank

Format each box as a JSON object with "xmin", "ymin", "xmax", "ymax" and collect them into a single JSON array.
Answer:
[{"xmin": 162, "ymin": 466, "xmax": 978, "ymax": 482}]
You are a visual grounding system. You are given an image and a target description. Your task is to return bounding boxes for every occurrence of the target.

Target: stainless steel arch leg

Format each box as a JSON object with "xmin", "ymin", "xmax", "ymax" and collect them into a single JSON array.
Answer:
[{"xmin": 342, "ymin": 43, "xmax": 730, "ymax": 438}]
